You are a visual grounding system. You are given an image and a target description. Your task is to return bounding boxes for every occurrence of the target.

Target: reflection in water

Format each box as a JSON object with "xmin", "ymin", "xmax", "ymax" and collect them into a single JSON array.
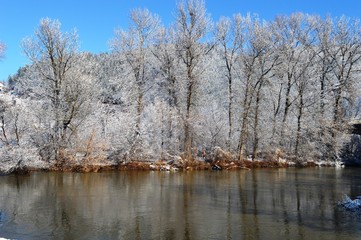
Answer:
[{"xmin": 0, "ymin": 169, "xmax": 360, "ymax": 239}]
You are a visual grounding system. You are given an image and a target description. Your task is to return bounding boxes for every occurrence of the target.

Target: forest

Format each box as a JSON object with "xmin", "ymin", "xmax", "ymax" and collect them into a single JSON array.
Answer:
[{"xmin": 1, "ymin": 0, "xmax": 361, "ymax": 172}]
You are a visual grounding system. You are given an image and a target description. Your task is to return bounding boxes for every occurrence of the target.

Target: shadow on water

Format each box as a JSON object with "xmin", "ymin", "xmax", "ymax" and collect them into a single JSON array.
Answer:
[{"xmin": 0, "ymin": 168, "xmax": 360, "ymax": 239}]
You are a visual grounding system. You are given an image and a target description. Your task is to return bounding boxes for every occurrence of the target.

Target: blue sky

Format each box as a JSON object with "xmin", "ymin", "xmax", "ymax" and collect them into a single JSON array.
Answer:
[{"xmin": 1, "ymin": 0, "xmax": 361, "ymax": 82}]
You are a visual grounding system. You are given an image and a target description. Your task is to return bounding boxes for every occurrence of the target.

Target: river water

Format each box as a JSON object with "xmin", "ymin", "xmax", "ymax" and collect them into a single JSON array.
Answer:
[{"xmin": 0, "ymin": 168, "xmax": 360, "ymax": 239}]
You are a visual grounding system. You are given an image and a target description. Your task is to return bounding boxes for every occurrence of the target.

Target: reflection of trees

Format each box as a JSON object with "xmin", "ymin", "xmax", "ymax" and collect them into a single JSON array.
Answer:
[
  {"xmin": 294, "ymin": 170, "xmax": 305, "ymax": 238},
  {"xmin": 0, "ymin": 169, "xmax": 360, "ymax": 239}
]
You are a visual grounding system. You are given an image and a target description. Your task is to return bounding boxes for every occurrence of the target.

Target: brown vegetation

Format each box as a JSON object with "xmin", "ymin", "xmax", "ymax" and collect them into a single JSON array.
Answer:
[
  {"xmin": 113, "ymin": 147, "xmax": 293, "ymax": 172},
  {"xmin": 49, "ymin": 131, "xmax": 110, "ymax": 173},
  {"xmin": 13, "ymin": 147, "xmax": 336, "ymax": 174}
]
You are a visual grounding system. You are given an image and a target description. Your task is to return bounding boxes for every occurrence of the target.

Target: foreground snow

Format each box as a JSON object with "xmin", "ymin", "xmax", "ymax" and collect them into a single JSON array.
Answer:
[{"xmin": 338, "ymin": 194, "xmax": 361, "ymax": 211}]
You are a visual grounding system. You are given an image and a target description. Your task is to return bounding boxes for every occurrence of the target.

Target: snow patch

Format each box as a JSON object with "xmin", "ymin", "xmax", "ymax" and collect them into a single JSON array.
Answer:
[{"xmin": 338, "ymin": 194, "xmax": 361, "ymax": 211}]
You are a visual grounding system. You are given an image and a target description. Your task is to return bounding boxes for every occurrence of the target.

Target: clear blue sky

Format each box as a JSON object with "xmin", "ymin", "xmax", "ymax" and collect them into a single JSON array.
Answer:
[{"xmin": 0, "ymin": 0, "xmax": 360, "ymax": 82}]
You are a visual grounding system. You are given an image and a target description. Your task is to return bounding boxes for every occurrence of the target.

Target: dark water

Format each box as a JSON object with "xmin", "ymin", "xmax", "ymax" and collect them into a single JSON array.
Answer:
[{"xmin": 0, "ymin": 168, "xmax": 360, "ymax": 239}]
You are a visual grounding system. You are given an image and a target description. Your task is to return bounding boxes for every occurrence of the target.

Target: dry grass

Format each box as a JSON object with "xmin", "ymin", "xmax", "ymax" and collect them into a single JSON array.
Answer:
[
  {"xmin": 117, "ymin": 161, "xmax": 152, "ymax": 171},
  {"xmin": 50, "ymin": 131, "xmax": 110, "ymax": 172},
  {"xmin": 241, "ymin": 159, "xmax": 289, "ymax": 168},
  {"xmin": 47, "ymin": 145, "xmax": 328, "ymax": 172}
]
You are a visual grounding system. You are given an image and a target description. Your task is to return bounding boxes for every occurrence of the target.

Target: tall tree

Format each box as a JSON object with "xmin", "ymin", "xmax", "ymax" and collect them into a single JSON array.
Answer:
[
  {"xmin": 215, "ymin": 14, "xmax": 246, "ymax": 151},
  {"xmin": 151, "ymin": 27, "xmax": 182, "ymax": 155},
  {"xmin": 236, "ymin": 15, "xmax": 260, "ymax": 160},
  {"xmin": 21, "ymin": 18, "xmax": 94, "ymax": 162},
  {"xmin": 174, "ymin": 0, "xmax": 213, "ymax": 159},
  {"xmin": 327, "ymin": 16, "xmax": 361, "ymax": 159},
  {"xmin": 110, "ymin": 9, "xmax": 160, "ymax": 159},
  {"xmin": 248, "ymin": 19, "xmax": 281, "ymax": 160},
  {"xmin": 271, "ymin": 13, "xmax": 314, "ymax": 153},
  {"xmin": 314, "ymin": 16, "xmax": 334, "ymax": 120}
]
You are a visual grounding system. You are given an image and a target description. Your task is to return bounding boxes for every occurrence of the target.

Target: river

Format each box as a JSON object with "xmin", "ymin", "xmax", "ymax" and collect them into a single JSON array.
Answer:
[{"xmin": 0, "ymin": 168, "xmax": 360, "ymax": 239}]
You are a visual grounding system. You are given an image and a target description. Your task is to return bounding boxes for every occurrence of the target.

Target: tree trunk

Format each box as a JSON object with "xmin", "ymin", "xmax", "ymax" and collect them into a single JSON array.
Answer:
[
  {"xmin": 184, "ymin": 78, "xmax": 194, "ymax": 159},
  {"xmin": 252, "ymin": 85, "xmax": 262, "ymax": 160},
  {"xmin": 295, "ymin": 91, "xmax": 304, "ymax": 157},
  {"xmin": 238, "ymin": 78, "xmax": 253, "ymax": 160},
  {"xmin": 227, "ymin": 75, "xmax": 233, "ymax": 151}
]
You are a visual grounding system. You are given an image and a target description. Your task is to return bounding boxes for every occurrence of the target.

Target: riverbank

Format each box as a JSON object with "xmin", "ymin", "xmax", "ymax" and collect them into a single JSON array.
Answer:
[
  {"xmin": 0, "ymin": 146, "xmax": 345, "ymax": 175},
  {"xmin": 0, "ymin": 157, "xmax": 343, "ymax": 175}
]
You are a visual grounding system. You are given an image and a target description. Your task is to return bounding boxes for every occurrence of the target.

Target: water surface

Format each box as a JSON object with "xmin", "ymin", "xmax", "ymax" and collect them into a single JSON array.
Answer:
[{"xmin": 0, "ymin": 168, "xmax": 360, "ymax": 239}]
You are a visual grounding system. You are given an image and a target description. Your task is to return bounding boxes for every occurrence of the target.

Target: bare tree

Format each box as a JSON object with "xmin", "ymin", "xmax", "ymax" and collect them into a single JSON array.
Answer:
[
  {"xmin": 249, "ymin": 20, "xmax": 281, "ymax": 160},
  {"xmin": 270, "ymin": 14, "xmax": 314, "ymax": 153},
  {"xmin": 327, "ymin": 16, "xmax": 361, "ymax": 159},
  {"xmin": 21, "ymin": 18, "xmax": 94, "ymax": 162},
  {"xmin": 110, "ymin": 9, "xmax": 160, "ymax": 159},
  {"xmin": 152, "ymin": 27, "xmax": 179, "ymax": 108},
  {"xmin": 0, "ymin": 99, "xmax": 10, "ymax": 146},
  {"xmin": 314, "ymin": 16, "xmax": 334, "ymax": 119},
  {"xmin": 215, "ymin": 14, "xmax": 246, "ymax": 151},
  {"xmin": 293, "ymin": 49, "xmax": 317, "ymax": 158},
  {"xmin": 234, "ymin": 16, "xmax": 281, "ymax": 160},
  {"xmin": 0, "ymin": 95, "xmax": 27, "ymax": 148},
  {"xmin": 151, "ymin": 27, "xmax": 182, "ymax": 156},
  {"xmin": 174, "ymin": 0, "xmax": 213, "ymax": 159}
]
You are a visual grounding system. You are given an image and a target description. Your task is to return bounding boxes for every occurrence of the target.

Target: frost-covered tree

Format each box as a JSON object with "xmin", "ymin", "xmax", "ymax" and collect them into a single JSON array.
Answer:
[
  {"xmin": 215, "ymin": 14, "xmax": 246, "ymax": 151},
  {"xmin": 0, "ymin": 98, "xmax": 11, "ymax": 146},
  {"xmin": 247, "ymin": 19, "xmax": 281, "ymax": 159},
  {"xmin": 151, "ymin": 27, "xmax": 184, "ymax": 156},
  {"xmin": 0, "ymin": 94, "xmax": 30, "ymax": 148},
  {"xmin": 174, "ymin": 0, "xmax": 213, "ymax": 158},
  {"xmin": 110, "ymin": 9, "xmax": 160, "ymax": 160},
  {"xmin": 21, "ymin": 18, "xmax": 96, "ymax": 162},
  {"xmin": 268, "ymin": 14, "xmax": 315, "ymax": 155},
  {"xmin": 326, "ymin": 16, "xmax": 361, "ymax": 159}
]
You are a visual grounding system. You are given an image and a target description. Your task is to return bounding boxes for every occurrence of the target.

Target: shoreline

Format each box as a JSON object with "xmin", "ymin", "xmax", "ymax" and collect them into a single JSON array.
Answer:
[{"xmin": 0, "ymin": 158, "xmax": 345, "ymax": 175}]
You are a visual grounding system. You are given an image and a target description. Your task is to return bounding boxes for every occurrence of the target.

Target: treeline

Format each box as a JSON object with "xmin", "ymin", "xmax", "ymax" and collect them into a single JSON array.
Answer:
[{"xmin": 2, "ymin": 0, "xmax": 361, "ymax": 168}]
